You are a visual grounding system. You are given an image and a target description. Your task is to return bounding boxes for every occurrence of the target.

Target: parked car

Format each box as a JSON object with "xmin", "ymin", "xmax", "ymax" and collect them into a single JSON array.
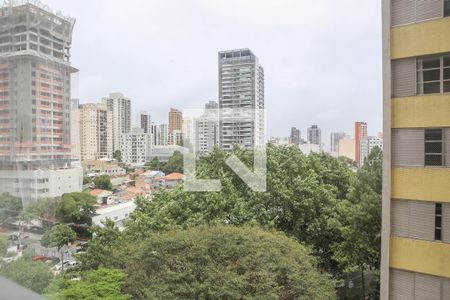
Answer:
[{"xmin": 52, "ymin": 260, "xmax": 78, "ymax": 271}]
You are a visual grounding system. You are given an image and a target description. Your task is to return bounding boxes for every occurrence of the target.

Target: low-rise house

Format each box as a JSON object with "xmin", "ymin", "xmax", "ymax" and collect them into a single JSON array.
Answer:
[
  {"xmin": 83, "ymin": 159, "xmax": 126, "ymax": 177},
  {"xmin": 158, "ymin": 172, "xmax": 184, "ymax": 188},
  {"xmin": 89, "ymin": 189, "xmax": 113, "ymax": 204},
  {"xmin": 135, "ymin": 170, "xmax": 165, "ymax": 188}
]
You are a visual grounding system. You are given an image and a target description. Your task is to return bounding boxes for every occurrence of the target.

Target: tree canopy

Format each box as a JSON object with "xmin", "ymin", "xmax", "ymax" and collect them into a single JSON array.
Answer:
[
  {"xmin": 0, "ymin": 256, "xmax": 53, "ymax": 294},
  {"xmin": 110, "ymin": 226, "xmax": 335, "ymax": 300},
  {"xmin": 41, "ymin": 224, "xmax": 77, "ymax": 251},
  {"xmin": 45, "ymin": 268, "xmax": 130, "ymax": 300},
  {"xmin": 0, "ymin": 234, "xmax": 8, "ymax": 256},
  {"xmin": 126, "ymin": 145, "xmax": 354, "ymax": 273},
  {"xmin": 77, "ymin": 219, "xmax": 123, "ymax": 271},
  {"xmin": 145, "ymin": 151, "xmax": 183, "ymax": 174},
  {"xmin": 57, "ymin": 192, "xmax": 96, "ymax": 223},
  {"xmin": 93, "ymin": 175, "xmax": 113, "ymax": 191},
  {"xmin": 334, "ymin": 146, "xmax": 382, "ymax": 298},
  {"xmin": 74, "ymin": 145, "xmax": 382, "ymax": 298},
  {"xmin": 0, "ymin": 192, "xmax": 22, "ymax": 223},
  {"xmin": 113, "ymin": 150, "xmax": 122, "ymax": 163}
]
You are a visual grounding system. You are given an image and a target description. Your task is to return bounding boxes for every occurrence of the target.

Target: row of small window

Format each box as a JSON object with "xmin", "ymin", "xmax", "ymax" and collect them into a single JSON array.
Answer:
[
  {"xmin": 391, "ymin": 200, "xmax": 448, "ymax": 242},
  {"xmin": 392, "ymin": 0, "xmax": 450, "ymax": 27},
  {"xmin": 417, "ymin": 56, "xmax": 450, "ymax": 94},
  {"xmin": 393, "ymin": 55, "xmax": 450, "ymax": 97},
  {"xmin": 424, "ymin": 128, "xmax": 445, "ymax": 166},
  {"xmin": 392, "ymin": 128, "xmax": 450, "ymax": 167}
]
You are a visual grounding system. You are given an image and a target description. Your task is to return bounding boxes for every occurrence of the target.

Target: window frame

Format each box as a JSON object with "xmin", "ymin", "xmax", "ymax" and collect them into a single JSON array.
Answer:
[
  {"xmin": 417, "ymin": 55, "xmax": 450, "ymax": 95},
  {"xmin": 445, "ymin": 0, "xmax": 450, "ymax": 17},
  {"xmin": 435, "ymin": 203, "xmax": 443, "ymax": 241},
  {"xmin": 424, "ymin": 128, "xmax": 444, "ymax": 167}
]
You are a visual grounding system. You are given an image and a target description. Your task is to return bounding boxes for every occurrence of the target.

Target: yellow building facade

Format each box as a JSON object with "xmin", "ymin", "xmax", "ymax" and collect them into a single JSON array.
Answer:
[{"xmin": 382, "ymin": 1, "xmax": 450, "ymax": 299}]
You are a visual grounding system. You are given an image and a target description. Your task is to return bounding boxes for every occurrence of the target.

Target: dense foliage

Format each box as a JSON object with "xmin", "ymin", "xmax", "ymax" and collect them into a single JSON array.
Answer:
[
  {"xmin": 0, "ymin": 255, "xmax": 53, "ymax": 294},
  {"xmin": 145, "ymin": 151, "xmax": 183, "ymax": 174},
  {"xmin": 77, "ymin": 219, "xmax": 123, "ymax": 271},
  {"xmin": 334, "ymin": 147, "xmax": 382, "ymax": 298},
  {"xmin": 2, "ymin": 145, "xmax": 380, "ymax": 299},
  {"xmin": 24, "ymin": 192, "xmax": 96, "ymax": 224},
  {"xmin": 0, "ymin": 234, "xmax": 8, "ymax": 256},
  {"xmin": 58, "ymin": 192, "xmax": 97, "ymax": 223},
  {"xmin": 41, "ymin": 224, "xmax": 77, "ymax": 251},
  {"xmin": 93, "ymin": 174, "xmax": 113, "ymax": 190},
  {"xmin": 0, "ymin": 193, "xmax": 22, "ymax": 223},
  {"xmin": 89, "ymin": 226, "xmax": 335, "ymax": 300},
  {"xmin": 127, "ymin": 145, "xmax": 354, "ymax": 273},
  {"xmin": 113, "ymin": 150, "xmax": 122, "ymax": 162},
  {"xmin": 45, "ymin": 268, "xmax": 130, "ymax": 300}
]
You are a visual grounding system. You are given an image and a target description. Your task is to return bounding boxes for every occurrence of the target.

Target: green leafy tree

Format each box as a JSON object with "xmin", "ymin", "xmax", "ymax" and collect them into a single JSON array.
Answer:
[
  {"xmin": 0, "ymin": 256, "xmax": 53, "ymax": 294},
  {"xmin": 22, "ymin": 197, "xmax": 58, "ymax": 225},
  {"xmin": 57, "ymin": 192, "xmax": 96, "ymax": 223},
  {"xmin": 45, "ymin": 268, "xmax": 130, "ymax": 300},
  {"xmin": 93, "ymin": 175, "xmax": 113, "ymax": 191},
  {"xmin": 125, "ymin": 145, "xmax": 353, "ymax": 273},
  {"xmin": 83, "ymin": 176, "xmax": 91, "ymax": 185},
  {"xmin": 0, "ymin": 192, "xmax": 23, "ymax": 223},
  {"xmin": 77, "ymin": 220, "xmax": 123, "ymax": 270},
  {"xmin": 41, "ymin": 224, "xmax": 77, "ymax": 271},
  {"xmin": 113, "ymin": 150, "xmax": 122, "ymax": 162},
  {"xmin": 0, "ymin": 234, "xmax": 8, "ymax": 256},
  {"xmin": 334, "ymin": 147, "xmax": 382, "ymax": 299},
  {"xmin": 161, "ymin": 150, "xmax": 183, "ymax": 174},
  {"xmin": 120, "ymin": 226, "xmax": 335, "ymax": 299},
  {"xmin": 145, "ymin": 157, "xmax": 162, "ymax": 170}
]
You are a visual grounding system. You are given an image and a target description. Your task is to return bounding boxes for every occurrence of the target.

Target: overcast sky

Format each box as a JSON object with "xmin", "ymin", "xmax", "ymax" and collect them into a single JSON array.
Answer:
[{"xmin": 46, "ymin": 0, "xmax": 382, "ymax": 144}]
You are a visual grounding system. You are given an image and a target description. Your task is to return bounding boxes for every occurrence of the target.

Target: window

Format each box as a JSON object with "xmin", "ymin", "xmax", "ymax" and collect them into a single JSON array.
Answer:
[
  {"xmin": 446, "ymin": 0, "xmax": 450, "ymax": 17},
  {"xmin": 425, "ymin": 129, "xmax": 443, "ymax": 166},
  {"xmin": 435, "ymin": 203, "xmax": 442, "ymax": 241},
  {"xmin": 417, "ymin": 55, "xmax": 450, "ymax": 94}
]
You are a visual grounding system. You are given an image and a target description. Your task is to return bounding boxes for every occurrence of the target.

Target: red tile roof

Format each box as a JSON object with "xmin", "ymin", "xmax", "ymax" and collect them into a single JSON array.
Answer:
[
  {"xmin": 89, "ymin": 189, "xmax": 111, "ymax": 196},
  {"xmin": 161, "ymin": 172, "xmax": 184, "ymax": 181}
]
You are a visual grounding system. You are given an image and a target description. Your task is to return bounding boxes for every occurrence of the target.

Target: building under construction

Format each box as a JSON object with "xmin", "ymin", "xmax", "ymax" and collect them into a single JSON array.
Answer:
[{"xmin": 0, "ymin": 0, "xmax": 82, "ymax": 202}]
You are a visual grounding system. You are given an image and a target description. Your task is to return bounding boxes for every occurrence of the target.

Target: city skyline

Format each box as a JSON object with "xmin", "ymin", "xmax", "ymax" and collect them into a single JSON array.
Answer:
[{"xmin": 44, "ymin": 0, "xmax": 382, "ymax": 139}]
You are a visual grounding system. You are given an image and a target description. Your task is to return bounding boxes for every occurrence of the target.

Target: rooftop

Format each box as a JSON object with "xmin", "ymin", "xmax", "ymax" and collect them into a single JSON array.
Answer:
[
  {"xmin": 2, "ymin": 0, "xmax": 75, "ymax": 25},
  {"xmin": 90, "ymin": 189, "xmax": 112, "ymax": 197},
  {"xmin": 160, "ymin": 172, "xmax": 184, "ymax": 181}
]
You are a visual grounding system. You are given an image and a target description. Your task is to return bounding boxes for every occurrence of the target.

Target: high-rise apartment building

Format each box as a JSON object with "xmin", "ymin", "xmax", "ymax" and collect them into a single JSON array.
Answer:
[
  {"xmin": 120, "ymin": 127, "xmax": 151, "ymax": 166},
  {"xmin": 290, "ymin": 127, "xmax": 301, "ymax": 146},
  {"xmin": 79, "ymin": 103, "xmax": 112, "ymax": 161},
  {"xmin": 139, "ymin": 111, "xmax": 151, "ymax": 134},
  {"xmin": 330, "ymin": 132, "xmax": 346, "ymax": 153},
  {"xmin": 338, "ymin": 135, "xmax": 355, "ymax": 161},
  {"xmin": 0, "ymin": 2, "xmax": 82, "ymax": 201},
  {"xmin": 381, "ymin": 1, "xmax": 450, "ymax": 298},
  {"xmin": 307, "ymin": 125, "xmax": 321, "ymax": 146},
  {"xmin": 70, "ymin": 99, "xmax": 81, "ymax": 165},
  {"xmin": 168, "ymin": 108, "xmax": 182, "ymax": 134},
  {"xmin": 152, "ymin": 123, "xmax": 168, "ymax": 146},
  {"xmin": 103, "ymin": 93, "xmax": 131, "ymax": 152},
  {"xmin": 355, "ymin": 122, "xmax": 367, "ymax": 167},
  {"xmin": 359, "ymin": 136, "xmax": 382, "ymax": 167},
  {"xmin": 205, "ymin": 101, "xmax": 218, "ymax": 110},
  {"xmin": 194, "ymin": 102, "xmax": 219, "ymax": 156},
  {"xmin": 218, "ymin": 48, "xmax": 264, "ymax": 150},
  {"xmin": 168, "ymin": 130, "xmax": 182, "ymax": 146}
]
